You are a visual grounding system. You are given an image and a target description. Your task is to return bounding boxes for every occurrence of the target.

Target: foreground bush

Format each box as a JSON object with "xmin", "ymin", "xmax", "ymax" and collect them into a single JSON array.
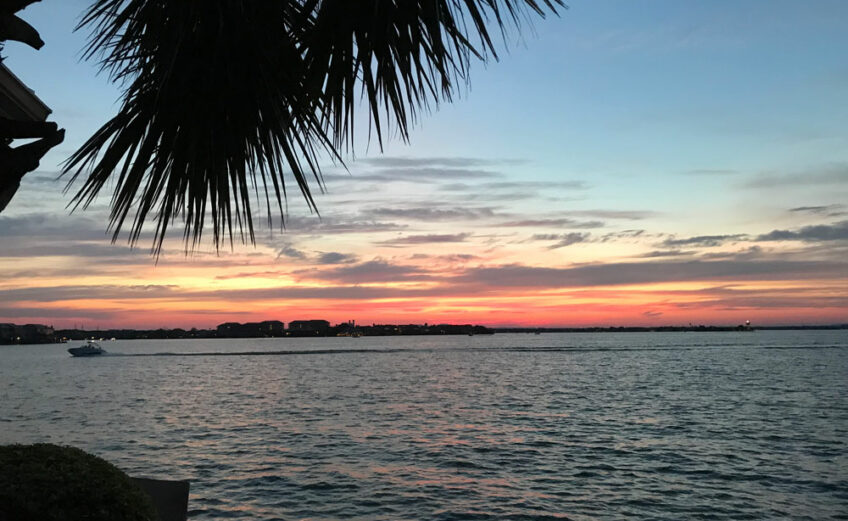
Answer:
[{"xmin": 0, "ymin": 443, "xmax": 157, "ymax": 521}]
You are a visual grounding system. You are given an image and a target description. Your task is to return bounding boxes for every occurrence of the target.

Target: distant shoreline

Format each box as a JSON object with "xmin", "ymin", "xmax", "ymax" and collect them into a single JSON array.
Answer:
[
  {"xmin": 2, "ymin": 322, "xmax": 846, "ymax": 345},
  {"xmin": 494, "ymin": 324, "xmax": 847, "ymax": 333}
]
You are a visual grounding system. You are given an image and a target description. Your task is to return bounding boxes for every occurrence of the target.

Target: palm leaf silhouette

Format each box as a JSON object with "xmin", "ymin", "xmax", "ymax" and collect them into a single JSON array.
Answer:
[{"xmin": 64, "ymin": 1, "xmax": 563, "ymax": 254}]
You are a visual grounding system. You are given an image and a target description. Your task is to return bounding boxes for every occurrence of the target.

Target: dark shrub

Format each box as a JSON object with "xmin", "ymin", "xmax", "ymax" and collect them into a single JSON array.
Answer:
[{"xmin": 0, "ymin": 443, "xmax": 157, "ymax": 521}]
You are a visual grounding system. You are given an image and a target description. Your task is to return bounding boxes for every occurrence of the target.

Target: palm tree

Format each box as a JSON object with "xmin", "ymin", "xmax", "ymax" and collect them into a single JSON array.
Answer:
[{"xmin": 30, "ymin": 1, "xmax": 564, "ymax": 253}]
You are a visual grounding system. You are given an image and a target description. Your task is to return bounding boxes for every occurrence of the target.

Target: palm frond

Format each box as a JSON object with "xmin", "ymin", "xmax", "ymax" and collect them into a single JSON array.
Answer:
[
  {"xmin": 64, "ymin": 0, "xmax": 563, "ymax": 254},
  {"xmin": 300, "ymin": 0, "xmax": 564, "ymax": 150}
]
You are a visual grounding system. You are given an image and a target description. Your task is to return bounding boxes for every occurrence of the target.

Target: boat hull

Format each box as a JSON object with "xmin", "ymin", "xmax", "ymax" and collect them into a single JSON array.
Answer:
[{"xmin": 68, "ymin": 347, "xmax": 105, "ymax": 357}]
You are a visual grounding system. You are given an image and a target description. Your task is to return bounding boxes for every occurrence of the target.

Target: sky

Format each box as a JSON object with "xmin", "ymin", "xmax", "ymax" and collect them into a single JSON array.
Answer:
[{"xmin": 1, "ymin": 0, "xmax": 847, "ymax": 329}]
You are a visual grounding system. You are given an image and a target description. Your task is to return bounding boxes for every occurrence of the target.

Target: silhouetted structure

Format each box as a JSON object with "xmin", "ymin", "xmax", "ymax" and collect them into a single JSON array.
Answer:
[
  {"xmin": 288, "ymin": 320, "xmax": 331, "ymax": 336},
  {"xmin": 215, "ymin": 321, "xmax": 285, "ymax": 338},
  {"xmin": 0, "ymin": 322, "xmax": 55, "ymax": 344},
  {"xmin": 352, "ymin": 323, "xmax": 492, "ymax": 336},
  {"xmin": 0, "ymin": 1, "xmax": 64, "ymax": 213},
  {"xmin": 52, "ymin": 327, "xmax": 217, "ymax": 341}
]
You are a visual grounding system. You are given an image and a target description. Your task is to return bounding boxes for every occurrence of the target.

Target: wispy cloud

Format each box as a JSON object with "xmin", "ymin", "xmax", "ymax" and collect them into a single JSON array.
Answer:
[
  {"xmin": 788, "ymin": 204, "xmax": 846, "ymax": 217},
  {"xmin": 355, "ymin": 157, "xmax": 526, "ymax": 168},
  {"xmin": 274, "ymin": 247, "xmax": 359, "ymax": 264},
  {"xmin": 499, "ymin": 218, "xmax": 605, "ymax": 229},
  {"xmin": 0, "ymin": 242, "xmax": 141, "ymax": 259},
  {"xmin": 0, "ymin": 307, "xmax": 123, "ymax": 320},
  {"xmin": 437, "ymin": 180, "xmax": 589, "ymax": 192},
  {"xmin": 297, "ymin": 259, "xmax": 433, "ymax": 283},
  {"xmin": 637, "ymin": 250, "xmax": 693, "ymax": 258},
  {"xmin": 757, "ymin": 220, "xmax": 848, "ymax": 242},
  {"xmin": 0, "ymin": 285, "xmax": 179, "ymax": 303},
  {"xmin": 410, "ymin": 253, "xmax": 479, "ymax": 262},
  {"xmin": 700, "ymin": 246, "xmax": 765, "ymax": 261},
  {"xmin": 743, "ymin": 163, "xmax": 848, "ymax": 188},
  {"xmin": 565, "ymin": 210, "xmax": 658, "ymax": 220},
  {"xmin": 530, "ymin": 232, "xmax": 592, "ymax": 249},
  {"xmin": 215, "ymin": 271, "xmax": 285, "ymax": 280},
  {"xmin": 662, "ymin": 234, "xmax": 748, "ymax": 247},
  {"xmin": 481, "ymin": 181, "xmax": 589, "ymax": 191},
  {"xmin": 316, "ymin": 252, "xmax": 359, "ymax": 265},
  {"xmin": 551, "ymin": 233, "xmax": 592, "ymax": 249},
  {"xmin": 598, "ymin": 229, "xmax": 648, "ymax": 242},
  {"xmin": 366, "ymin": 207, "xmax": 497, "ymax": 221},
  {"xmin": 377, "ymin": 233, "xmax": 471, "ymax": 246},
  {"xmin": 324, "ymin": 167, "xmax": 502, "ymax": 184},
  {"xmin": 0, "ymin": 213, "xmax": 109, "ymax": 241},
  {"xmin": 277, "ymin": 245, "xmax": 307, "ymax": 260},
  {"xmin": 456, "ymin": 260, "xmax": 847, "ymax": 288},
  {"xmin": 259, "ymin": 215, "xmax": 406, "ymax": 236}
]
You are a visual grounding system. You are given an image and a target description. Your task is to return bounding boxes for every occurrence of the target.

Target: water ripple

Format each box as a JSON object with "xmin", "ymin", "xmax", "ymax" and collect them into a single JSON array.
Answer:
[{"xmin": 1, "ymin": 331, "xmax": 846, "ymax": 519}]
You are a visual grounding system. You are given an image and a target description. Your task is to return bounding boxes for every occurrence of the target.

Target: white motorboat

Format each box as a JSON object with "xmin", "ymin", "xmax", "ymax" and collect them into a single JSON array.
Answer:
[{"xmin": 68, "ymin": 339, "xmax": 106, "ymax": 357}]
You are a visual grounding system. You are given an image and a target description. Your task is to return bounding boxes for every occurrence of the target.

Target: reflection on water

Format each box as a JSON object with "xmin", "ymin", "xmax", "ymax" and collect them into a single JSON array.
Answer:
[{"xmin": 1, "ymin": 331, "xmax": 847, "ymax": 519}]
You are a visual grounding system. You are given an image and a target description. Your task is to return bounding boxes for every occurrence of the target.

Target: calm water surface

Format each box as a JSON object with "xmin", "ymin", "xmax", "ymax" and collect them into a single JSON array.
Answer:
[{"xmin": 1, "ymin": 331, "xmax": 846, "ymax": 520}]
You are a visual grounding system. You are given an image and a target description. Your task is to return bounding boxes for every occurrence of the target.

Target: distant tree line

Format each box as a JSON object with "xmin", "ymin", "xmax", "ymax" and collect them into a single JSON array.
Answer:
[
  {"xmin": 4, "ymin": 321, "xmax": 845, "ymax": 345},
  {"xmin": 1, "ymin": 320, "xmax": 494, "ymax": 344}
]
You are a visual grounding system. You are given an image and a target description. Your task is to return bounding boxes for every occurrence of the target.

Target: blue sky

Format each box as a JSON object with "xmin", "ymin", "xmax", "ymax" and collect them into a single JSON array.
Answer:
[
  {"xmin": 1, "ymin": 1, "xmax": 846, "ymax": 328},
  {"xmin": 9, "ymin": 1, "xmax": 848, "ymax": 202},
  {"xmin": 11, "ymin": 1, "xmax": 847, "ymax": 178}
]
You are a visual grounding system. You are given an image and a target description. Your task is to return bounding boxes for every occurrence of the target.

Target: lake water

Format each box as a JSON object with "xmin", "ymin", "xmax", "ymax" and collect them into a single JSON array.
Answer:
[{"xmin": 1, "ymin": 331, "xmax": 846, "ymax": 520}]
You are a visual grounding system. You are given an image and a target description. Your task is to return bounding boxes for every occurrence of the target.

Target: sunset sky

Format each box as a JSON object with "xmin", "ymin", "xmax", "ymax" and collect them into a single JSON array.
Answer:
[{"xmin": 1, "ymin": 0, "xmax": 847, "ymax": 329}]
